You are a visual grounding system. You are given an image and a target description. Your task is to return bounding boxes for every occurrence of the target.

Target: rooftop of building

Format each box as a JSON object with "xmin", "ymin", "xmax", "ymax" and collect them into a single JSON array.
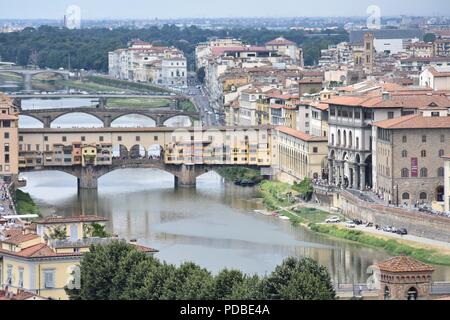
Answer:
[
  {"xmin": 426, "ymin": 66, "xmax": 450, "ymax": 77},
  {"xmin": 266, "ymin": 37, "xmax": 296, "ymax": 46},
  {"xmin": 34, "ymin": 215, "xmax": 109, "ymax": 225},
  {"xmin": 377, "ymin": 256, "xmax": 435, "ymax": 273},
  {"xmin": 373, "ymin": 112, "xmax": 450, "ymax": 130},
  {"xmin": 275, "ymin": 126, "xmax": 328, "ymax": 142},
  {"xmin": 326, "ymin": 92, "xmax": 450, "ymax": 110}
]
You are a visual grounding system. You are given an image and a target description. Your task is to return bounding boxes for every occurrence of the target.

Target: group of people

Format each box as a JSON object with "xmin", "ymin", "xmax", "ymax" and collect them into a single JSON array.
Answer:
[{"xmin": 0, "ymin": 182, "xmax": 14, "ymax": 217}]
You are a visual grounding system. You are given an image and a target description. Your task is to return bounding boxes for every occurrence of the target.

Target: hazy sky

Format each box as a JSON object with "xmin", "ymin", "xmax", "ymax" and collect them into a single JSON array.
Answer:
[{"xmin": 0, "ymin": 0, "xmax": 448, "ymax": 20}]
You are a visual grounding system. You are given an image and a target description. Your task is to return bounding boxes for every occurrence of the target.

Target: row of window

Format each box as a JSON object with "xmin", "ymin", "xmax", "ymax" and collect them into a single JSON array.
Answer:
[
  {"xmin": 401, "ymin": 150, "xmax": 446, "ymax": 158},
  {"xmin": 400, "ymin": 167, "xmax": 445, "ymax": 178},
  {"xmin": 6, "ymin": 265, "xmax": 55, "ymax": 289},
  {"xmin": 402, "ymin": 192, "xmax": 429, "ymax": 201},
  {"xmin": 402, "ymin": 135, "xmax": 446, "ymax": 143}
]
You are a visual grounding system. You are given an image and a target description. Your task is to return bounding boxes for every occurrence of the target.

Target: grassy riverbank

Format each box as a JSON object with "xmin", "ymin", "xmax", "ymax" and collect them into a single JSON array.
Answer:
[
  {"xmin": 258, "ymin": 181, "xmax": 450, "ymax": 266},
  {"xmin": 107, "ymin": 97, "xmax": 172, "ymax": 108},
  {"xmin": 57, "ymin": 79, "xmax": 125, "ymax": 93},
  {"xmin": 217, "ymin": 167, "xmax": 264, "ymax": 184},
  {"xmin": 15, "ymin": 190, "xmax": 40, "ymax": 216},
  {"xmin": 86, "ymin": 76, "xmax": 170, "ymax": 93},
  {"xmin": 309, "ymin": 224, "xmax": 450, "ymax": 266}
]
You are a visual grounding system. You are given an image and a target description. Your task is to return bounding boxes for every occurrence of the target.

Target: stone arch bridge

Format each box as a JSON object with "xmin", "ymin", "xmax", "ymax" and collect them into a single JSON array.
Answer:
[
  {"xmin": 19, "ymin": 107, "xmax": 200, "ymax": 128},
  {"xmin": 0, "ymin": 69, "xmax": 70, "ymax": 90},
  {"xmin": 19, "ymin": 159, "xmax": 264, "ymax": 189}
]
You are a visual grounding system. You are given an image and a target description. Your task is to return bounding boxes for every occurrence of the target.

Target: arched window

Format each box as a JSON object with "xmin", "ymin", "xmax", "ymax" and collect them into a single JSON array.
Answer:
[
  {"xmin": 343, "ymin": 130, "xmax": 347, "ymax": 147},
  {"xmin": 407, "ymin": 287, "xmax": 418, "ymax": 300},
  {"xmin": 421, "ymin": 150, "xmax": 427, "ymax": 158},
  {"xmin": 402, "ymin": 193, "xmax": 410, "ymax": 200},
  {"xmin": 420, "ymin": 192, "xmax": 428, "ymax": 200},
  {"xmin": 401, "ymin": 150, "xmax": 408, "ymax": 158},
  {"xmin": 401, "ymin": 168, "xmax": 409, "ymax": 178},
  {"xmin": 438, "ymin": 167, "xmax": 445, "ymax": 177},
  {"xmin": 420, "ymin": 168, "xmax": 428, "ymax": 177}
]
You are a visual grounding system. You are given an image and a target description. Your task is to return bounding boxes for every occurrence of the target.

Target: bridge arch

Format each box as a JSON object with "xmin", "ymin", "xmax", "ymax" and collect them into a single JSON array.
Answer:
[
  {"xmin": 163, "ymin": 115, "xmax": 193, "ymax": 127},
  {"xmin": 129, "ymin": 144, "xmax": 147, "ymax": 159},
  {"xmin": 110, "ymin": 113, "xmax": 157, "ymax": 128},
  {"xmin": 19, "ymin": 115, "xmax": 45, "ymax": 128},
  {"xmin": 51, "ymin": 112, "xmax": 105, "ymax": 128},
  {"xmin": 112, "ymin": 144, "xmax": 129, "ymax": 159}
]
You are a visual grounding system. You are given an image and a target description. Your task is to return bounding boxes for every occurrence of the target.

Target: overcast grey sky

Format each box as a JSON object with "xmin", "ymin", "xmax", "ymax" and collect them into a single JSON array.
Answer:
[{"xmin": 0, "ymin": 0, "xmax": 448, "ymax": 19}]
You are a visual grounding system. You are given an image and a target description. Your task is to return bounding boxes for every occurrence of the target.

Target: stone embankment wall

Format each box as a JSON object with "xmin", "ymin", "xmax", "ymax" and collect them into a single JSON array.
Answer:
[{"xmin": 339, "ymin": 190, "xmax": 450, "ymax": 243}]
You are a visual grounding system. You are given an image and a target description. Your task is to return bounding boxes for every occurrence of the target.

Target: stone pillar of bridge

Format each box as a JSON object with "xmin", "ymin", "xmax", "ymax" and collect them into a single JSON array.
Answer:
[
  {"xmin": 77, "ymin": 165, "xmax": 100, "ymax": 189},
  {"xmin": 174, "ymin": 164, "xmax": 197, "ymax": 188},
  {"xmin": 98, "ymin": 98, "xmax": 107, "ymax": 109},
  {"xmin": 23, "ymin": 73, "xmax": 32, "ymax": 92},
  {"xmin": 156, "ymin": 116, "xmax": 165, "ymax": 127},
  {"xmin": 42, "ymin": 116, "xmax": 52, "ymax": 128},
  {"xmin": 103, "ymin": 116, "xmax": 112, "ymax": 128}
]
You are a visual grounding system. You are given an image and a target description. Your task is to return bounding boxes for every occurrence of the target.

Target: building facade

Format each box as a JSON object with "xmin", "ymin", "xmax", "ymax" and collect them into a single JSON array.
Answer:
[
  {"xmin": 273, "ymin": 126, "xmax": 328, "ymax": 183},
  {"xmin": 373, "ymin": 109, "xmax": 450, "ymax": 206},
  {"xmin": 108, "ymin": 40, "xmax": 187, "ymax": 88},
  {"xmin": 0, "ymin": 94, "xmax": 19, "ymax": 185},
  {"xmin": 420, "ymin": 66, "xmax": 450, "ymax": 91}
]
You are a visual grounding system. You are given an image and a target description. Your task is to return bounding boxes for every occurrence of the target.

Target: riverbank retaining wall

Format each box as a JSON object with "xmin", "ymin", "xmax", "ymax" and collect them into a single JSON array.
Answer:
[{"xmin": 339, "ymin": 190, "xmax": 450, "ymax": 243}]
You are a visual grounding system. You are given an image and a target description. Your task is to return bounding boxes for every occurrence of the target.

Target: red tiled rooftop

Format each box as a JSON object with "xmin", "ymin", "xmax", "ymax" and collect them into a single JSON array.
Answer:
[
  {"xmin": 266, "ymin": 37, "xmax": 296, "ymax": 46},
  {"xmin": 276, "ymin": 126, "xmax": 327, "ymax": 142},
  {"xmin": 34, "ymin": 215, "xmax": 109, "ymax": 225},
  {"xmin": 377, "ymin": 256, "xmax": 435, "ymax": 273},
  {"xmin": 2, "ymin": 229, "xmax": 40, "ymax": 245},
  {"xmin": 373, "ymin": 114, "xmax": 450, "ymax": 130}
]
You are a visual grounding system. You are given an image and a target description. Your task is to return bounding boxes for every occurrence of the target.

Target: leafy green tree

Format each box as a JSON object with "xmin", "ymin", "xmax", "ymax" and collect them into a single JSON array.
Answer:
[
  {"xmin": 170, "ymin": 262, "xmax": 215, "ymax": 300},
  {"xmin": 66, "ymin": 240, "xmax": 140, "ymax": 300},
  {"xmin": 196, "ymin": 66, "xmax": 206, "ymax": 83},
  {"xmin": 293, "ymin": 178, "xmax": 314, "ymax": 201},
  {"xmin": 228, "ymin": 275, "xmax": 264, "ymax": 300},
  {"xmin": 66, "ymin": 242, "xmax": 335, "ymax": 301},
  {"xmin": 213, "ymin": 269, "xmax": 245, "ymax": 300},
  {"xmin": 423, "ymin": 33, "xmax": 436, "ymax": 43},
  {"xmin": 261, "ymin": 257, "xmax": 335, "ymax": 300}
]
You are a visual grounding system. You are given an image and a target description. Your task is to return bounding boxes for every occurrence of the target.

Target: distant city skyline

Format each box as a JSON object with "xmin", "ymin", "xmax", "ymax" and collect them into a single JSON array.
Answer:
[{"xmin": 0, "ymin": 0, "xmax": 449, "ymax": 20}]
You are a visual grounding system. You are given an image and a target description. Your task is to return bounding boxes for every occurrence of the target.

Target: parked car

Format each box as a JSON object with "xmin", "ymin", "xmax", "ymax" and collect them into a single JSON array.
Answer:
[
  {"xmin": 326, "ymin": 216, "xmax": 340, "ymax": 224},
  {"xmin": 345, "ymin": 221, "xmax": 356, "ymax": 228}
]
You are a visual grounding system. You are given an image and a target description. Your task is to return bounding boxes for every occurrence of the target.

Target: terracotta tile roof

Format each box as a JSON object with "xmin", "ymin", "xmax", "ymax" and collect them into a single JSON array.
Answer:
[
  {"xmin": 427, "ymin": 66, "xmax": 450, "ymax": 77},
  {"xmin": 310, "ymin": 102, "xmax": 329, "ymax": 111},
  {"xmin": 0, "ymin": 290, "xmax": 47, "ymax": 300},
  {"xmin": 276, "ymin": 126, "xmax": 327, "ymax": 142},
  {"xmin": 2, "ymin": 229, "xmax": 40, "ymax": 245},
  {"xmin": 131, "ymin": 243, "xmax": 159, "ymax": 254},
  {"xmin": 373, "ymin": 114, "xmax": 450, "ymax": 129},
  {"xmin": 0, "ymin": 243, "xmax": 83, "ymax": 259},
  {"xmin": 299, "ymin": 77, "xmax": 323, "ymax": 84},
  {"xmin": 34, "ymin": 215, "xmax": 109, "ymax": 225},
  {"xmin": 266, "ymin": 37, "xmax": 296, "ymax": 46},
  {"xmin": 377, "ymin": 256, "xmax": 435, "ymax": 273},
  {"xmin": 327, "ymin": 94, "xmax": 450, "ymax": 109}
]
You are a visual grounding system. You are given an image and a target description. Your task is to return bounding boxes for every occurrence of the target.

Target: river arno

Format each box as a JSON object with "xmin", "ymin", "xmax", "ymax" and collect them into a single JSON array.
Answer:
[
  {"xmin": 5, "ymin": 78, "xmax": 450, "ymax": 284},
  {"xmin": 20, "ymin": 169, "xmax": 450, "ymax": 284}
]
